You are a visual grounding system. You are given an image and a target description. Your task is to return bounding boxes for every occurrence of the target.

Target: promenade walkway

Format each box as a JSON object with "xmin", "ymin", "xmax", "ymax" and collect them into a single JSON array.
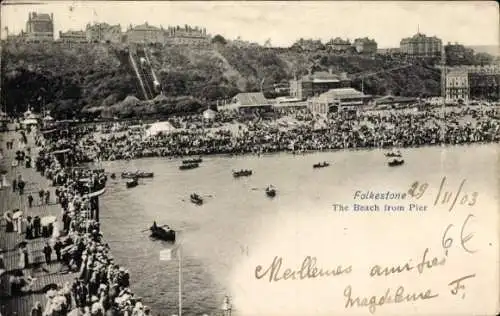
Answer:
[{"xmin": 0, "ymin": 130, "xmax": 77, "ymax": 316}]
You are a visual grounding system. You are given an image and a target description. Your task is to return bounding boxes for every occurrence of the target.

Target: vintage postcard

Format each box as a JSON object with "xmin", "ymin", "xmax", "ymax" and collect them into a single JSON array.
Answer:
[{"xmin": 0, "ymin": 1, "xmax": 499, "ymax": 316}]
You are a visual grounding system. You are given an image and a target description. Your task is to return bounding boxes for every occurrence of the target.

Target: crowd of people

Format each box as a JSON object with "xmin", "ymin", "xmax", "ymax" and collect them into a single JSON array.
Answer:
[
  {"xmin": 87, "ymin": 106, "xmax": 500, "ymax": 161},
  {"xmin": 3, "ymin": 127, "xmax": 152, "ymax": 316}
]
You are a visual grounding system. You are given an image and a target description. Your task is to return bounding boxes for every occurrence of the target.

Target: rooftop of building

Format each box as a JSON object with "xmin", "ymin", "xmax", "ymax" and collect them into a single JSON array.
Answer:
[
  {"xmin": 299, "ymin": 71, "xmax": 349, "ymax": 82},
  {"xmin": 28, "ymin": 12, "xmax": 52, "ymax": 21},
  {"xmin": 86, "ymin": 22, "xmax": 121, "ymax": 29},
  {"xmin": 373, "ymin": 95, "xmax": 417, "ymax": 103},
  {"xmin": 401, "ymin": 32, "xmax": 442, "ymax": 42},
  {"xmin": 318, "ymin": 88, "xmax": 370, "ymax": 99},
  {"xmin": 232, "ymin": 92, "xmax": 270, "ymax": 106},
  {"xmin": 129, "ymin": 23, "xmax": 161, "ymax": 31},
  {"xmin": 327, "ymin": 37, "xmax": 351, "ymax": 45}
]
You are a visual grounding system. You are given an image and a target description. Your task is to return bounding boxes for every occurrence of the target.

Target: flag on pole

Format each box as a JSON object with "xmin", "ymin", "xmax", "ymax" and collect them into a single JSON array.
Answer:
[{"xmin": 159, "ymin": 247, "xmax": 178, "ymax": 261}]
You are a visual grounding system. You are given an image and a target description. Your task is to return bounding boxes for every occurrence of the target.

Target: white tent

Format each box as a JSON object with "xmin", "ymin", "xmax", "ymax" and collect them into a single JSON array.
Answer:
[
  {"xmin": 145, "ymin": 121, "xmax": 176, "ymax": 137},
  {"xmin": 203, "ymin": 109, "xmax": 217, "ymax": 120}
]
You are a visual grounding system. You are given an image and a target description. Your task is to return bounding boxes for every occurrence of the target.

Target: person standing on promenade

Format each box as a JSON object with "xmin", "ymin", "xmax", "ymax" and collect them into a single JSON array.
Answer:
[
  {"xmin": 18, "ymin": 247, "xmax": 29, "ymax": 270},
  {"xmin": 4, "ymin": 212, "xmax": 14, "ymax": 232},
  {"xmin": 33, "ymin": 215, "xmax": 41, "ymax": 237},
  {"xmin": 28, "ymin": 193, "xmax": 34, "ymax": 207},
  {"xmin": 54, "ymin": 239, "xmax": 63, "ymax": 262},
  {"xmin": 55, "ymin": 187, "xmax": 60, "ymax": 204},
  {"xmin": 38, "ymin": 189, "xmax": 45, "ymax": 205},
  {"xmin": 12, "ymin": 177, "xmax": 17, "ymax": 192},
  {"xmin": 15, "ymin": 211, "xmax": 23, "ymax": 234},
  {"xmin": 43, "ymin": 243, "xmax": 52, "ymax": 265},
  {"xmin": 45, "ymin": 189, "xmax": 51, "ymax": 205},
  {"xmin": 62, "ymin": 211, "xmax": 71, "ymax": 232},
  {"xmin": 18, "ymin": 178, "xmax": 25, "ymax": 195},
  {"xmin": 25, "ymin": 216, "xmax": 34, "ymax": 239}
]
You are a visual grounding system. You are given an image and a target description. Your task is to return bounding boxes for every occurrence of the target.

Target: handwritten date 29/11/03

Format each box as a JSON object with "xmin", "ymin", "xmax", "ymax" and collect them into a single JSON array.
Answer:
[{"xmin": 408, "ymin": 176, "xmax": 478, "ymax": 212}]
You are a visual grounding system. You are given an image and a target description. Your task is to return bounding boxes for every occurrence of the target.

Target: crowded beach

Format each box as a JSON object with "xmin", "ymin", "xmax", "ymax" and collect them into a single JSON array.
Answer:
[{"xmin": 83, "ymin": 106, "xmax": 499, "ymax": 161}]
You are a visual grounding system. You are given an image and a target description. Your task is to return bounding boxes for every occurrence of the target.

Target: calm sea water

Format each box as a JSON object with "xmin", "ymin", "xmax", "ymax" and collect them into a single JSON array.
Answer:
[{"xmin": 98, "ymin": 144, "xmax": 498, "ymax": 316}]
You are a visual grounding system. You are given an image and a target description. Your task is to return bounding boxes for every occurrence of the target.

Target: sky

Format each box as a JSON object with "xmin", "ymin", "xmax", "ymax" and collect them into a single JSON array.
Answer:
[{"xmin": 0, "ymin": 1, "xmax": 498, "ymax": 48}]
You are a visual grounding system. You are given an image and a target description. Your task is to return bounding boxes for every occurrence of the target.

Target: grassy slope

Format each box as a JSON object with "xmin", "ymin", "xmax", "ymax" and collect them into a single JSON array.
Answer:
[{"xmin": 2, "ymin": 42, "xmax": 441, "ymax": 118}]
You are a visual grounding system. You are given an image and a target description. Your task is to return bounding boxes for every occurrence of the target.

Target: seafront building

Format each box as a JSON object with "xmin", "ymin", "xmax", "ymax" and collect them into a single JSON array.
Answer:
[
  {"xmin": 445, "ymin": 65, "xmax": 500, "ymax": 103},
  {"xmin": 307, "ymin": 88, "xmax": 372, "ymax": 114},
  {"xmin": 289, "ymin": 70, "xmax": 351, "ymax": 100},
  {"xmin": 224, "ymin": 92, "xmax": 273, "ymax": 112}
]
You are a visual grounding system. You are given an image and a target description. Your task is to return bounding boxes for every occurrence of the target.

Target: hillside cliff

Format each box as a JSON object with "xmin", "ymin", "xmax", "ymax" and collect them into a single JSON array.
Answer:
[{"xmin": 1, "ymin": 42, "xmax": 441, "ymax": 118}]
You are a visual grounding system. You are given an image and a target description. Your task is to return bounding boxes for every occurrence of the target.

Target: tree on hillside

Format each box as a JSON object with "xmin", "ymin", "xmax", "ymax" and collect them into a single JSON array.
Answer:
[
  {"xmin": 212, "ymin": 34, "xmax": 227, "ymax": 45},
  {"xmin": 473, "ymin": 52, "xmax": 495, "ymax": 66}
]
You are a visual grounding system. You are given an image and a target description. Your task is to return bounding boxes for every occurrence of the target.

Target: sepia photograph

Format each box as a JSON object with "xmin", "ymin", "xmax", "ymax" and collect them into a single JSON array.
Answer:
[{"xmin": 0, "ymin": 1, "xmax": 499, "ymax": 315}]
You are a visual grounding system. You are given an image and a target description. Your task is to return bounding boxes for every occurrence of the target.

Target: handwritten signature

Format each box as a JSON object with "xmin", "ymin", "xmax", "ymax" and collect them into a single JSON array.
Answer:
[
  {"xmin": 344, "ymin": 285, "xmax": 438, "ymax": 314},
  {"xmin": 448, "ymin": 274, "xmax": 476, "ymax": 299}
]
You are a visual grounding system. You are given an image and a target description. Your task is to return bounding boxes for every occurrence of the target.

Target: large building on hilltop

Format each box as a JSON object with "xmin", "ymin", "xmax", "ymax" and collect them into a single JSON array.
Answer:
[
  {"xmin": 289, "ymin": 70, "xmax": 351, "ymax": 100},
  {"xmin": 125, "ymin": 23, "xmax": 210, "ymax": 46},
  {"xmin": 445, "ymin": 65, "xmax": 500, "ymax": 103},
  {"xmin": 25, "ymin": 12, "xmax": 54, "ymax": 42},
  {"xmin": 325, "ymin": 38, "xmax": 352, "ymax": 52},
  {"xmin": 400, "ymin": 33, "xmax": 442, "ymax": 58},
  {"xmin": 86, "ymin": 23, "xmax": 122, "ymax": 43},
  {"xmin": 59, "ymin": 30, "xmax": 87, "ymax": 43},
  {"xmin": 164, "ymin": 25, "xmax": 210, "ymax": 46},
  {"xmin": 126, "ymin": 23, "xmax": 164, "ymax": 44}
]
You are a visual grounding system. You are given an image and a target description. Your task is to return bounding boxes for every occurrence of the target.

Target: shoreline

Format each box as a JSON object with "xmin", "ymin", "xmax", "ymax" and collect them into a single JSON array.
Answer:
[{"xmin": 94, "ymin": 140, "xmax": 498, "ymax": 164}]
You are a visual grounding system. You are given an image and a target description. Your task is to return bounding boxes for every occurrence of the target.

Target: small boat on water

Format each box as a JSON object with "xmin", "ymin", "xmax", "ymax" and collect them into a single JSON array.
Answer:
[
  {"xmin": 388, "ymin": 158, "xmax": 405, "ymax": 167},
  {"xmin": 313, "ymin": 162, "xmax": 330, "ymax": 169},
  {"xmin": 182, "ymin": 157, "xmax": 203, "ymax": 164},
  {"xmin": 266, "ymin": 185, "xmax": 277, "ymax": 198},
  {"xmin": 233, "ymin": 169, "xmax": 253, "ymax": 178},
  {"xmin": 190, "ymin": 193, "xmax": 203, "ymax": 205},
  {"xmin": 150, "ymin": 222, "xmax": 175, "ymax": 242},
  {"xmin": 385, "ymin": 150, "xmax": 402, "ymax": 158},
  {"xmin": 137, "ymin": 171, "xmax": 154, "ymax": 178},
  {"xmin": 179, "ymin": 163, "xmax": 199, "ymax": 170},
  {"xmin": 126, "ymin": 178, "xmax": 138, "ymax": 188},
  {"xmin": 121, "ymin": 171, "xmax": 154, "ymax": 179}
]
